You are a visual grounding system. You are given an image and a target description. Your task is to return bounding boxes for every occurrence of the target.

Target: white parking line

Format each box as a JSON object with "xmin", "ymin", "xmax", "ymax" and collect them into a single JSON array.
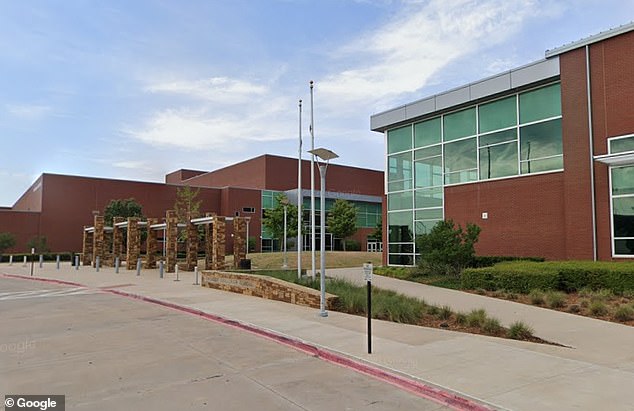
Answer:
[{"xmin": 0, "ymin": 287, "xmax": 95, "ymax": 301}]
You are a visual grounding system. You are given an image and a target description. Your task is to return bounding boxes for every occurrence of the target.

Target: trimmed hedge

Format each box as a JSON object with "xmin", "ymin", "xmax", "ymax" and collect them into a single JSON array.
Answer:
[
  {"xmin": 472, "ymin": 255, "xmax": 545, "ymax": 268},
  {"xmin": 0, "ymin": 253, "xmax": 76, "ymax": 263},
  {"xmin": 462, "ymin": 261, "xmax": 634, "ymax": 293}
]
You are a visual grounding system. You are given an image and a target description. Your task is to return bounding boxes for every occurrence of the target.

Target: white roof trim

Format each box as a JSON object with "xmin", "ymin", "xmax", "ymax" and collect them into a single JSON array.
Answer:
[{"xmin": 545, "ymin": 22, "xmax": 634, "ymax": 58}]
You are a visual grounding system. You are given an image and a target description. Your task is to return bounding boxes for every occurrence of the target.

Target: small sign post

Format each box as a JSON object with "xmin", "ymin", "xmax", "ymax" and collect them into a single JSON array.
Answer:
[{"xmin": 363, "ymin": 262, "xmax": 373, "ymax": 354}]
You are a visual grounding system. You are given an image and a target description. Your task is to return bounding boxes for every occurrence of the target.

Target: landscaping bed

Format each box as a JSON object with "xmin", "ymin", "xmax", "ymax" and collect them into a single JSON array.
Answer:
[{"xmin": 239, "ymin": 269, "xmax": 557, "ymax": 345}]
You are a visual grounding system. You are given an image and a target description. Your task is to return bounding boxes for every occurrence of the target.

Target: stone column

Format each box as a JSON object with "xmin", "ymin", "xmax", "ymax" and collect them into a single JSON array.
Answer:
[
  {"xmin": 204, "ymin": 212, "xmax": 215, "ymax": 270},
  {"xmin": 185, "ymin": 213, "xmax": 199, "ymax": 271},
  {"xmin": 112, "ymin": 216, "xmax": 124, "ymax": 265},
  {"xmin": 145, "ymin": 218, "xmax": 158, "ymax": 269},
  {"xmin": 233, "ymin": 217, "xmax": 247, "ymax": 268},
  {"xmin": 82, "ymin": 227, "xmax": 93, "ymax": 266},
  {"xmin": 92, "ymin": 215, "xmax": 105, "ymax": 268},
  {"xmin": 126, "ymin": 217, "xmax": 140, "ymax": 270},
  {"xmin": 165, "ymin": 210, "xmax": 178, "ymax": 273},
  {"xmin": 211, "ymin": 216, "xmax": 226, "ymax": 270}
]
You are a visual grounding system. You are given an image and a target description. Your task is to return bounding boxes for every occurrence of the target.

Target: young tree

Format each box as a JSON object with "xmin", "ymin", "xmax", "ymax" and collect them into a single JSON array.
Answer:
[
  {"xmin": 104, "ymin": 198, "xmax": 143, "ymax": 225},
  {"xmin": 27, "ymin": 235, "xmax": 49, "ymax": 253},
  {"xmin": 262, "ymin": 194, "xmax": 298, "ymax": 247},
  {"xmin": 174, "ymin": 186, "xmax": 202, "ymax": 223},
  {"xmin": 416, "ymin": 219, "xmax": 481, "ymax": 277},
  {"xmin": 0, "ymin": 232, "xmax": 16, "ymax": 254},
  {"xmin": 370, "ymin": 216, "xmax": 382, "ymax": 241},
  {"xmin": 327, "ymin": 199, "xmax": 358, "ymax": 251}
]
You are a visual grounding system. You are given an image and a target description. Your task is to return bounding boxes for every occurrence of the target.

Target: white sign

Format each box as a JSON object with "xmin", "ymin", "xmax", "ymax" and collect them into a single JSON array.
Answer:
[{"xmin": 363, "ymin": 263, "xmax": 373, "ymax": 282}]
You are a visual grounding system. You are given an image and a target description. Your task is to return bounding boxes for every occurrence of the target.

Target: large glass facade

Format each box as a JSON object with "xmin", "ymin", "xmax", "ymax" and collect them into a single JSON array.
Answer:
[
  {"xmin": 609, "ymin": 135, "xmax": 634, "ymax": 257},
  {"xmin": 385, "ymin": 82, "xmax": 563, "ymax": 265}
]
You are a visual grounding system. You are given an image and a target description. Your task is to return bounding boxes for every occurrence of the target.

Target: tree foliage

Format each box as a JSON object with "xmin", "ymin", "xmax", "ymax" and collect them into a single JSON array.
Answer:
[
  {"xmin": 174, "ymin": 186, "xmax": 202, "ymax": 223},
  {"xmin": 104, "ymin": 198, "xmax": 143, "ymax": 225},
  {"xmin": 27, "ymin": 235, "xmax": 49, "ymax": 253},
  {"xmin": 0, "ymin": 232, "xmax": 16, "ymax": 253},
  {"xmin": 262, "ymin": 194, "xmax": 298, "ymax": 243},
  {"xmin": 415, "ymin": 219, "xmax": 481, "ymax": 277},
  {"xmin": 370, "ymin": 216, "xmax": 382, "ymax": 240},
  {"xmin": 327, "ymin": 199, "xmax": 358, "ymax": 251}
]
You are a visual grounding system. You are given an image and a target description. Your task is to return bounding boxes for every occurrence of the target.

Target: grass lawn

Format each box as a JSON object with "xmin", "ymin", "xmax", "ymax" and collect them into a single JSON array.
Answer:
[{"xmin": 227, "ymin": 251, "xmax": 382, "ymax": 270}]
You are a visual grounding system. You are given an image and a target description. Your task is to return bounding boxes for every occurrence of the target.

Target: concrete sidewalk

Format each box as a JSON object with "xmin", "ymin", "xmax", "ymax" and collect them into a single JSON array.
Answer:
[{"xmin": 2, "ymin": 262, "xmax": 633, "ymax": 411}]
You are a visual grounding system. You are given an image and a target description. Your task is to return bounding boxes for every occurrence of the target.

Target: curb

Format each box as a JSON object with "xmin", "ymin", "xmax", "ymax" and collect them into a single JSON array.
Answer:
[{"xmin": 1, "ymin": 273, "xmax": 496, "ymax": 411}]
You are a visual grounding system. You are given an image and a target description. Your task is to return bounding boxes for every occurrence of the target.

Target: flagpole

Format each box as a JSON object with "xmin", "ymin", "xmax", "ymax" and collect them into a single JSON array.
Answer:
[
  {"xmin": 297, "ymin": 99, "xmax": 303, "ymax": 279},
  {"xmin": 310, "ymin": 81, "xmax": 316, "ymax": 279}
]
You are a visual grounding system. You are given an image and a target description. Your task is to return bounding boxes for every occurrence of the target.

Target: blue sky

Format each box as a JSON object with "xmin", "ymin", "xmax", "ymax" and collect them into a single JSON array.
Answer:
[{"xmin": 1, "ymin": 0, "xmax": 633, "ymax": 206}]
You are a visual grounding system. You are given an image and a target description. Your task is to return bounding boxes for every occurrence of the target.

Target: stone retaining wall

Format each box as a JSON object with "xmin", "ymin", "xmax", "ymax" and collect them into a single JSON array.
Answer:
[{"xmin": 201, "ymin": 271, "xmax": 339, "ymax": 310}]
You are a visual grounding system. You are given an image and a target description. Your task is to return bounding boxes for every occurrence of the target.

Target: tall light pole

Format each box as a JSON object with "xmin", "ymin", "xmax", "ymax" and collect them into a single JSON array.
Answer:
[
  {"xmin": 297, "ymin": 99, "xmax": 303, "ymax": 279},
  {"xmin": 280, "ymin": 197, "xmax": 289, "ymax": 269},
  {"xmin": 308, "ymin": 147, "xmax": 339, "ymax": 318},
  {"xmin": 309, "ymin": 81, "xmax": 316, "ymax": 279}
]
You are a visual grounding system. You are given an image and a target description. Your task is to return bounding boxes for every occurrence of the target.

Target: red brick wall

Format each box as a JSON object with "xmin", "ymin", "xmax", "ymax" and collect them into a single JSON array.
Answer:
[
  {"xmin": 0, "ymin": 210, "xmax": 41, "ymax": 253},
  {"xmin": 588, "ymin": 30, "xmax": 634, "ymax": 260},
  {"xmin": 12, "ymin": 176, "xmax": 43, "ymax": 212},
  {"xmin": 444, "ymin": 173, "xmax": 566, "ymax": 260}
]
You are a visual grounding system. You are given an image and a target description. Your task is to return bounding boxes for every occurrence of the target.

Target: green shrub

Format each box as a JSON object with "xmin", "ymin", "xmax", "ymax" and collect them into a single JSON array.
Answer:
[
  {"xmin": 613, "ymin": 306, "xmax": 634, "ymax": 322},
  {"xmin": 589, "ymin": 301, "xmax": 609, "ymax": 316},
  {"xmin": 545, "ymin": 291, "xmax": 567, "ymax": 308},
  {"xmin": 374, "ymin": 266, "xmax": 414, "ymax": 280},
  {"xmin": 455, "ymin": 313, "xmax": 467, "ymax": 325},
  {"xmin": 568, "ymin": 304, "xmax": 581, "ymax": 313},
  {"xmin": 589, "ymin": 289, "xmax": 613, "ymax": 302},
  {"xmin": 466, "ymin": 309, "xmax": 487, "ymax": 327},
  {"xmin": 482, "ymin": 317, "xmax": 502, "ymax": 334},
  {"xmin": 426, "ymin": 305, "xmax": 440, "ymax": 316},
  {"xmin": 416, "ymin": 220, "xmax": 481, "ymax": 277},
  {"xmin": 0, "ymin": 232, "xmax": 16, "ymax": 254},
  {"xmin": 507, "ymin": 321, "xmax": 534, "ymax": 340},
  {"xmin": 343, "ymin": 240, "xmax": 361, "ymax": 251},
  {"xmin": 529, "ymin": 290, "xmax": 545, "ymax": 305},
  {"xmin": 462, "ymin": 262, "xmax": 559, "ymax": 293},
  {"xmin": 438, "ymin": 305, "xmax": 453, "ymax": 320},
  {"xmin": 472, "ymin": 255, "xmax": 545, "ymax": 268}
]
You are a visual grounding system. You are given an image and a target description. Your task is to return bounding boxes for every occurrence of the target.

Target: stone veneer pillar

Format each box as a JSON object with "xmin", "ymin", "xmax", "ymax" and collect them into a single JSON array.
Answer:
[
  {"xmin": 112, "ymin": 216, "xmax": 124, "ymax": 265},
  {"xmin": 233, "ymin": 217, "xmax": 247, "ymax": 268},
  {"xmin": 82, "ymin": 227, "xmax": 93, "ymax": 266},
  {"xmin": 204, "ymin": 212, "xmax": 215, "ymax": 270},
  {"xmin": 185, "ymin": 213, "xmax": 199, "ymax": 271},
  {"xmin": 92, "ymin": 215, "xmax": 105, "ymax": 268},
  {"xmin": 211, "ymin": 216, "xmax": 226, "ymax": 270},
  {"xmin": 165, "ymin": 210, "xmax": 178, "ymax": 273},
  {"xmin": 145, "ymin": 218, "xmax": 158, "ymax": 269},
  {"xmin": 126, "ymin": 217, "xmax": 140, "ymax": 270}
]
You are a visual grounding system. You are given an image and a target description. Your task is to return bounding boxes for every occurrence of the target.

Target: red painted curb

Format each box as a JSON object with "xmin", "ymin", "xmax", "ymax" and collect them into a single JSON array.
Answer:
[{"xmin": 1, "ymin": 273, "xmax": 494, "ymax": 411}]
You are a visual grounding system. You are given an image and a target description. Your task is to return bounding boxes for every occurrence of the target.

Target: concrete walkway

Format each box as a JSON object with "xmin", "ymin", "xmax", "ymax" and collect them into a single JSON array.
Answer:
[{"xmin": 2, "ymin": 262, "xmax": 633, "ymax": 411}]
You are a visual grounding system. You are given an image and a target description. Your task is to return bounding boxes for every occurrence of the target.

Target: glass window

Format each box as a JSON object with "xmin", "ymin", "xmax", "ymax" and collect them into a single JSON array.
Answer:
[
  {"xmin": 415, "ymin": 156, "xmax": 443, "ymax": 188},
  {"xmin": 415, "ymin": 208, "xmax": 443, "ymax": 220},
  {"xmin": 613, "ymin": 197, "xmax": 634, "ymax": 237},
  {"xmin": 520, "ymin": 118, "xmax": 563, "ymax": 161},
  {"xmin": 387, "ymin": 125, "xmax": 412, "ymax": 154},
  {"xmin": 388, "ymin": 211, "xmax": 413, "ymax": 242},
  {"xmin": 519, "ymin": 83, "xmax": 561, "ymax": 124},
  {"xmin": 480, "ymin": 128, "xmax": 517, "ymax": 147},
  {"xmin": 520, "ymin": 156, "xmax": 563, "ymax": 174},
  {"xmin": 388, "ymin": 254, "xmax": 414, "ymax": 265},
  {"xmin": 387, "ymin": 152, "xmax": 412, "ymax": 192},
  {"xmin": 415, "ymin": 187, "xmax": 443, "ymax": 208},
  {"xmin": 612, "ymin": 166, "xmax": 634, "ymax": 196},
  {"xmin": 610, "ymin": 136, "xmax": 634, "ymax": 154},
  {"xmin": 389, "ymin": 243, "xmax": 414, "ymax": 253},
  {"xmin": 479, "ymin": 142, "xmax": 518, "ymax": 179},
  {"xmin": 614, "ymin": 240, "xmax": 634, "ymax": 255},
  {"xmin": 414, "ymin": 145, "xmax": 441, "ymax": 160},
  {"xmin": 443, "ymin": 107, "xmax": 476, "ymax": 141},
  {"xmin": 388, "ymin": 191, "xmax": 413, "ymax": 211},
  {"xmin": 444, "ymin": 137, "xmax": 477, "ymax": 184},
  {"xmin": 479, "ymin": 96, "xmax": 517, "ymax": 133},
  {"xmin": 415, "ymin": 117, "xmax": 441, "ymax": 147}
]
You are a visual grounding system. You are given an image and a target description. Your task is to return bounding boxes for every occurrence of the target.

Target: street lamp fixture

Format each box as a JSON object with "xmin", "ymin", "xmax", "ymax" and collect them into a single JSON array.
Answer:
[{"xmin": 308, "ymin": 147, "xmax": 339, "ymax": 317}]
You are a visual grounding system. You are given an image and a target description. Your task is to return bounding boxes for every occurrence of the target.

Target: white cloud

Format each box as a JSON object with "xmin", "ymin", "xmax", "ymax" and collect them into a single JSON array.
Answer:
[
  {"xmin": 319, "ymin": 0, "xmax": 543, "ymax": 108},
  {"xmin": 5, "ymin": 103, "xmax": 52, "ymax": 120},
  {"xmin": 145, "ymin": 77, "xmax": 269, "ymax": 104}
]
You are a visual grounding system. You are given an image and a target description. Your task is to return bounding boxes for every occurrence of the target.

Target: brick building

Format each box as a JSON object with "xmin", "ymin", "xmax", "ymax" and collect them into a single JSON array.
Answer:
[
  {"xmin": 371, "ymin": 23, "xmax": 634, "ymax": 265},
  {"xmin": 0, "ymin": 154, "xmax": 383, "ymax": 254}
]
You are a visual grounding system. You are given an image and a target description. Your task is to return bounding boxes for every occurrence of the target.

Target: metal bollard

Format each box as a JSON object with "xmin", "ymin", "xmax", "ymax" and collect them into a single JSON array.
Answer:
[
  {"xmin": 23, "ymin": 255, "xmax": 27, "ymax": 267},
  {"xmin": 39, "ymin": 254, "xmax": 43, "ymax": 268},
  {"xmin": 115, "ymin": 257, "xmax": 120, "ymax": 274},
  {"xmin": 193, "ymin": 266, "xmax": 199, "ymax": 285},
  {"xmin": 96, "ymin": 256, "xmax": 100, "ymax": 272},
  {"xmin": 159, "ymin": 261, "xmax": 164, "ymax": 279},
  {"xmin": 74, "ymin": 255, "xmax": 79, "ymax": 270},
  {"xmin": 136, "ymin": 258, "xmax": 142, "ymax": 276},
  {"xmin": 174, "ymin": 264, "xmax": 180, "ymax": 281},
  {"xmin": 9, "ymin": 255, "xmax": 13, "ymax": 266},
  {"xmin": 56, "ymin": 255, "xmax": 60, "ymax": 270}
]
